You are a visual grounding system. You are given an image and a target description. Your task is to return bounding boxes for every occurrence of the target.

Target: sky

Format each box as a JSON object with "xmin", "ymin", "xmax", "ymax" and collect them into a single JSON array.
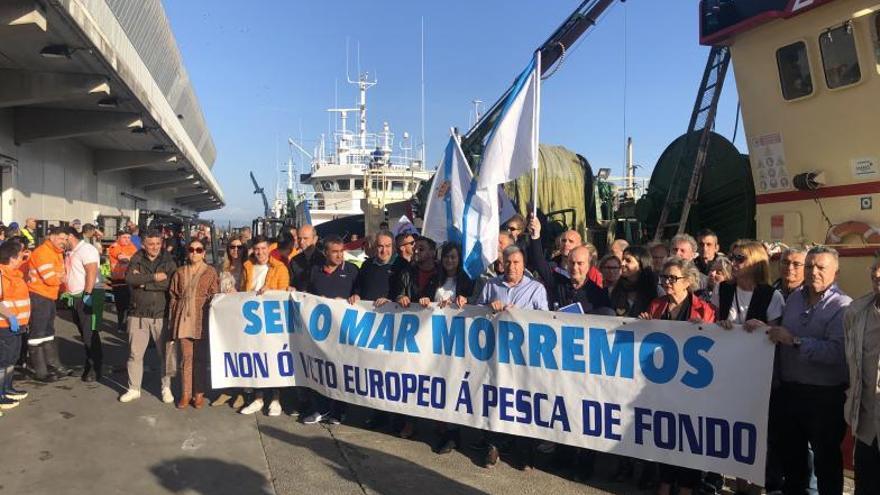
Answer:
[{"xmin": 163, "ymin": 0, "xmax": 745, "ymax": 225}]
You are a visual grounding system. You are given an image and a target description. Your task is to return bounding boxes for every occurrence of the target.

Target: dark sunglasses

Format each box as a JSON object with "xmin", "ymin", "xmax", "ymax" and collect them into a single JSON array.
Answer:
[
  {"xmin": 228, "ymin": 245, "xmax": 243, "ymax": 250},
  {"xmin": 731, "ymin": 254, "xmax": 748, "ymax": 263},
  {"xmin": 659, "ymin": 274, "xmax": 686, "ymax": 284},
  {"xmin": 506, "ymin": 226, "xmax": 521, "ymax": 232},
  {"xmin": 188, "ymin": 247, "xmax": 205, "ymax": 254}
]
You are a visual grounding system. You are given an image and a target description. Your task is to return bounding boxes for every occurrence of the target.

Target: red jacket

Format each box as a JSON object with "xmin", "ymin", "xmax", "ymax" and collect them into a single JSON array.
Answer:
[{"xmin": 647, "ymin": 293, "xmax": 716, "ymax": 322}]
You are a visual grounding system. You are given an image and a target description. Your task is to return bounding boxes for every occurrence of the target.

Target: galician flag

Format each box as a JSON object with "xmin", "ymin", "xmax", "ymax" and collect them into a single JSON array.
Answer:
[
  {"xmin": 422, "ymin": 130, "xmax": 473, "ymax": 244},
  {"xmin": 463, "ymin": 51, "xmax": 541, "ymax": 279}
]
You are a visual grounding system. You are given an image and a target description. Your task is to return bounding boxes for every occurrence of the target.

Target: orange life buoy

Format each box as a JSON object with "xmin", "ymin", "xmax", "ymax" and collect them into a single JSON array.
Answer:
[{"xmin": 825, "ymin": 221, "xmax": 880, "ymax": 245}]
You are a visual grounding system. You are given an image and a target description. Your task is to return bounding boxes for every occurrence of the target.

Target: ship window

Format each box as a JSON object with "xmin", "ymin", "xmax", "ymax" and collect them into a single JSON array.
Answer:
[
  {"xmin": 776, "ymin": 42, "xmax": 813, "ymax": 100},
  {"xmin": 371, "ymin": 180, "xmax": 384, "ymax": 191},
  {"xmin": 354, "ymin": 179, "xmax": 363, "ymax": 190},
  {"xmin": 320, "ymin": 180, "xmax": 336, "ymax": 192},
  {"xmin": 391, "ymin": 181, "xmax": 405, "ymax": 192},
  {"xmin": 337, "ymin": 179, "xmax": 350, "ymax": 191},
  {"xmin": 819, "ymin": 23, "xmax": 861, "ymax": 89}
]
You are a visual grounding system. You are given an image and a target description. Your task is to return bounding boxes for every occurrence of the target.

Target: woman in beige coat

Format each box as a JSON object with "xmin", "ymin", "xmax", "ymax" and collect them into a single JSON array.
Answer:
[{"xmin": 169, "ymin": 239, "xmax": 219, "ymax": 409}]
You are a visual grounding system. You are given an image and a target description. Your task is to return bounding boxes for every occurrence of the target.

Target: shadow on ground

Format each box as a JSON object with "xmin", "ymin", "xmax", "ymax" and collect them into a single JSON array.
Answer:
[
  {"xmin": 260, "ymin": 424, "xmax": 489, "ymax": 495},
  {"xmin": 150, "ymin": 457, "xmax": 273, "ymax": 495}
]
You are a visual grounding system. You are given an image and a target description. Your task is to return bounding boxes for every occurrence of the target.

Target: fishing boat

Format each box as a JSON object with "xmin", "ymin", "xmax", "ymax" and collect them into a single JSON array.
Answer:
[{"xmin": 293, "ymin": 72, "xmax": 433, "ymax": 230}]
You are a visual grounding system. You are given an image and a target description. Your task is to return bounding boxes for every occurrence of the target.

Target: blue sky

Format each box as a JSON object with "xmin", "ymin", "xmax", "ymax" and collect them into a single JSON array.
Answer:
[{"xmin": 164, "ymin": 0, "xmax": 744, "ymax": 224}]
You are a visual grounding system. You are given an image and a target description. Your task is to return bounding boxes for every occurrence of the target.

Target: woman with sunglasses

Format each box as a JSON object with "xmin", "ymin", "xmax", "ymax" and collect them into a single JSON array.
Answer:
[
  {"xmin": 712, "ymin": 240, "xmax": 784, "ymax": 330},
  {"xmin": 212, "ymin": 236, "xmax": 246, "ymax": 407},
  {"xmin": 168, "ymin": 239, "xmax": 218, "ymax": 409},
  {"xmin": 711, "ymin": 240, "xmax": 785, "ymax": 495},
  {"xmin": 640, "ymin": 257, "xmax": 715, "ymax": 495},
  {"xmin": 218, "ymin": 235, "xmax": 245, "ymax": 293}
]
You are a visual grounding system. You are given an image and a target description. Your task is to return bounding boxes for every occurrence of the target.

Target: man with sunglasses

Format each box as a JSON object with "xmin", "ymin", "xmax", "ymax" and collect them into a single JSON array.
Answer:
[
  {"xmin": 390, "ymin": 232, "xmax": 416, "ymax": 274},
  {"xmin": 768, "ymin": 246, "xmax": 851, "ymax": 494},
  {"xmin": 119, "ymin": 230, "xmax": 178, "ymax": 404},
  {"xmin": 774, "ymin": 247, "xmax": 807, "ymax": 301}
]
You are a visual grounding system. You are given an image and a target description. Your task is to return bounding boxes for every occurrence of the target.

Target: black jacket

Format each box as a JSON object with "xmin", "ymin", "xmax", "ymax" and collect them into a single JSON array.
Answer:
[
  {"xmin": 125, "ymin": 251, "xmax": 177, "ymax": 319},
  {"xmin": 392, "ymin": 263, "xmax": 474, "ymax": 302},
  {"xmin": 528, "ymin": 236, "xmax": 612, "ymax": 314},
  {"xmin": 353, "ymin": 258, "xmax": 395, "ymax": 301},
  {"xmin": 288, "ymin": 247, "xmax": 326, "ymax": 290}
]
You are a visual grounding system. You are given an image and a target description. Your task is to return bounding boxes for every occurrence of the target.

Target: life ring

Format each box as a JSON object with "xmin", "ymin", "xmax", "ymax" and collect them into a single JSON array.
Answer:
[{"xmin": 825, "ymin": 221, "xmax": 880, "ymax": 244}]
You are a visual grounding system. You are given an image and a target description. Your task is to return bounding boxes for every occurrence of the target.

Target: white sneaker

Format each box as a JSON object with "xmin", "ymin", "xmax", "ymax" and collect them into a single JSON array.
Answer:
[
  {"xmin": 119, "ymin": 389, "xmax": 141, "ymax": 403},
  {"xmin": 240, "ymin": 399, "xmax": 264, "ymax": 415},
  {"xmin": 161, "ymin": 387, "xmax": 174, "ymax": 404},
  {"xmin": 267, "ymin": 400, "xmax": 282, "ymax": 417},
  {"xmin": 302, "ymin": 412, "xmax": 324, "ymax": 424}
]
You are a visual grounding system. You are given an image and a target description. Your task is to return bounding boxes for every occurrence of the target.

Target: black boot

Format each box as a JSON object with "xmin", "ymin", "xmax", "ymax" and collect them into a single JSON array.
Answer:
[
  {"xmin": 44, "ymin": 339, "xmax": 73, "ymax": 377},
  {"xmin": 29, "ymin": 344, "xmax": 56, "ymax": 383},
  {"xmin": 15, "ymin": 333, "xmax": 30, "ymax": 371}
]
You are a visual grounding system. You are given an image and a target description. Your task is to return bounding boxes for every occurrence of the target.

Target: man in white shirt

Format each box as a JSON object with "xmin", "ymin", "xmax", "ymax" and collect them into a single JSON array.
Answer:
[{"xmin": 64, "ymin": 227, "xmax": 105, "ymax": 382}]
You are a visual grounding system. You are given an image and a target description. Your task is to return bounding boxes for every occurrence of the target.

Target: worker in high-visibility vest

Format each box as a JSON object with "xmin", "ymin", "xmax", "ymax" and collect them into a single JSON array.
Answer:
[
  {"xmin": 26, "ymin": 226, "xmax": 71, "ymax": 382},
  {"xmin": 0, "ymin": 240, "xmax": 31, "ymax": 411},
  {"xmin": 20, "ymin": 218, "xmax": 37, "ymax": 249},
  {"xmin": 108, "ymin": 231, "xmax": 137, "ymax": 333}
]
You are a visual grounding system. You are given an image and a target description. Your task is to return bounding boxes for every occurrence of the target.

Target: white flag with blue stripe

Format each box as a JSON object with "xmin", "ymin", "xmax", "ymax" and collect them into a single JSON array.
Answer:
[
  {"xmin": 463, "ymin": 52, "xmax": 540, "ymax": 278},
  {"xmin": 461, "ymin": 181, "xmax": 499, "ymax": 279},
  {"xmin": 422, "ymin": 131, "xmax": 473, "ymax": 244},
  {"xmin": 476, "ymin": 52, "xmax": 540, "ymax": 188}
]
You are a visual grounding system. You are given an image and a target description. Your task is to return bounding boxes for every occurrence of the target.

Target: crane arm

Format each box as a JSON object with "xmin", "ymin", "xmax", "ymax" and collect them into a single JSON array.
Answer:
[
  {"xmin": 461, "ymin": 0, "xmax": 619, "ymax": 173},
  {"xmin": 249, "ymin": 171, "xmax": 271, "ymax": 218}
]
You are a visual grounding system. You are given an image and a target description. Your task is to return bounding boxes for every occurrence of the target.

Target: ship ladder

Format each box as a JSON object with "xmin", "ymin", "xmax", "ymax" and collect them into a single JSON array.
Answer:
[{"xmin": 653, "ymin": 45, "xmax": 731, "ymax": 240}]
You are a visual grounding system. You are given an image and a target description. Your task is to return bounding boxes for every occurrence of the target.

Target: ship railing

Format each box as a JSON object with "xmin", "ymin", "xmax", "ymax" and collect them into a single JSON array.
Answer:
[
  {"xmin": 333, "ymin": 131, "xmax": 393, "ymax": 152},
  {"xmin": 313, "ymin": 153, "xmax": 424, "ymax": 171}
]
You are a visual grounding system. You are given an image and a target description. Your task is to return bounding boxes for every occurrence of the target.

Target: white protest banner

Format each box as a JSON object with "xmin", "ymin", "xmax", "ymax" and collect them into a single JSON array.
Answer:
[
  {"xmin": 210, "ymin": 291, "xmax": 774, "ymax": 482},
  {"xmin": 210, "ymin": 291, "xmax": 298, "ymax": 388}
]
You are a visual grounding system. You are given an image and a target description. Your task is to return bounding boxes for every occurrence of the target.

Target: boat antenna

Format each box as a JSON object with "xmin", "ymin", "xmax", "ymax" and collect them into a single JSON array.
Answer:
[
  {"xmin": 420, "ymin": 16, "xmax": 426, "ymax": 163},
  {"xmin": 621, "ymin": 0, "xmax": 629, "ymax": 181}
]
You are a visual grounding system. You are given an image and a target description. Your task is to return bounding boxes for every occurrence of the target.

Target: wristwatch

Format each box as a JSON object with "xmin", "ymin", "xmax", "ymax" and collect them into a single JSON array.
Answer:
[{"xmin": 792, "ymin": 336, "xmax": 803, "ymax": 347}]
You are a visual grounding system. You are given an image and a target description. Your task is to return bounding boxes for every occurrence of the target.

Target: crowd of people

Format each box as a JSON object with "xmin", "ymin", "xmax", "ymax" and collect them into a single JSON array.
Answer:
[{"xmin": 0, "ymin": 214, "xmax": 878, "ymax": 495}]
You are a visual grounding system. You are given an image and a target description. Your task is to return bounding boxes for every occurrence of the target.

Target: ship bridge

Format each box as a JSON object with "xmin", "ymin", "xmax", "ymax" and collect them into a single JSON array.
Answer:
[{"xmin": 0, "ymin": 0, "xmax": 223, "ymax": 226}]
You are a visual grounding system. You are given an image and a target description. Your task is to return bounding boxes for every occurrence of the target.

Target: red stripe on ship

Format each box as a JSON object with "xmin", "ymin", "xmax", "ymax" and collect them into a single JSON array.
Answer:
[{"xmin": 756, "ymin": 181, "xmax": 880, "ymax": 204}]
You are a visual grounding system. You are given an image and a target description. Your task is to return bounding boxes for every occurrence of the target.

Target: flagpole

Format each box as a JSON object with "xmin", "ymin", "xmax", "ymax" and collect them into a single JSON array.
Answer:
[{"xmin": 531, "ymin": 50, "xmax": 541, "ymax": 219}]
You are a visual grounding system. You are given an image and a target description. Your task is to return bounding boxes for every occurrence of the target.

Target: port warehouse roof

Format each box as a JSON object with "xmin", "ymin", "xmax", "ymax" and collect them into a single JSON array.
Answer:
[{"xmin": 0, "ymin": 0, "xmax": 223, "ymax": 211}]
